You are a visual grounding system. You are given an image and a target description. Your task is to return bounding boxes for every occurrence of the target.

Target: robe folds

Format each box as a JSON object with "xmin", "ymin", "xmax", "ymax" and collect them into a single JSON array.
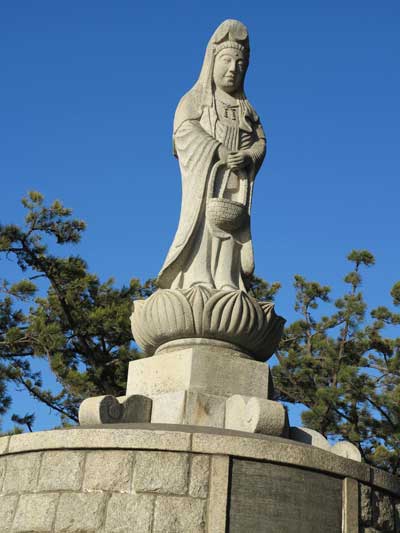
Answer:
[{"xmin": 158, "ymin": 88, "xmax": 266, "ymax": 291}]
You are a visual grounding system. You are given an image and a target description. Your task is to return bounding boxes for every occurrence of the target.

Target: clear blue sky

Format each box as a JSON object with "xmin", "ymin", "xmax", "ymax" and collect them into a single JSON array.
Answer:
[{"xmin": 1, "ymin": 1, "xmax": 399, "ymax": 431}]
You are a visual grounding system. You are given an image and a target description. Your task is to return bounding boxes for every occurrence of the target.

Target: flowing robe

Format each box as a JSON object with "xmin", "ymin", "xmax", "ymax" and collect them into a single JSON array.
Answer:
[{"xmin": 158, "ymin": 97, "xmax": 266, "ymax": 291}]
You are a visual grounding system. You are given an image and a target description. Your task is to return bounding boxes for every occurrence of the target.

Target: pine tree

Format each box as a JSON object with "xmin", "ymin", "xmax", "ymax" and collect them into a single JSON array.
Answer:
[
  {"xmin": 0, "ymin": 192, "xmax": 153, "ymax": 427},
  {"xmin": 273, "ymin": 251, "xmax": 400, "ymax": 474}
]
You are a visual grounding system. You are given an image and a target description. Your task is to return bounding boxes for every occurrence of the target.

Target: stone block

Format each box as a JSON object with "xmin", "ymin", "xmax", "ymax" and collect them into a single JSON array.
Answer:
[
  {"xmin": 153, "ymin": 496, "xmax": 206, "ymax": 533},
  {"xmin": 189, "ymin": 454, "xmax": 210, "ymax": 498},
  {"xmin": 192, "ymin": 431, "xmax": 371, "ymax": 483},
  {"xmin": 290, "ymin": 426, "xmax": 330, "ymax": 451},
  {"xmin": 0, "ymin": 436, "xmax": 9, "ymax": 455},
  {"xmin": 121, "ymin": 394, "xmax": 152, "ymax": 423},
  {"xmin": 54, "ymin": 492, "xmax": 106, "ymax": 532},
  {"xmin": 185, "ymin": 391, "xmax": 225, "ymax": 427},
  {"xmin": 331, "ymin": 441, "xmax": 362, "ymax": 462},
  {"xmin": 83, "ymin": 450, "xmax": 134, "ymax": 492},
  {"xmin": 360, "ymin": 483, "xmax": 372, "ymax": 526},
  {"xmin": 373, "ymin": 490, "xmax": 395, "ymax": 531},
  {"xmin": 229, "ymin": 458, "xmax": 342, "ymax": 533},
  {"xmin": 0, "ymin": 456, "xmax": 6, "ymax": 491},
  {"xmin": 104, "ymin": 493, "xmax": 154, "ymax": 533},
  {"xmin": 79, "ymin": 394, "xmax": 152, "ymax": 425},
  {"xmin": 0, "ymin": 494, "xmax": 19, "ymax": 532},
  {"xmin": 395, "ymin": 500, "xmax": 400, "ymax": 532},
  {"xmin": 126, "ymin": 348, "xmax": 271, "ymax": 399},
  {"xmin": 13, "ymin": 492, "xmax": 59, "ymax": 532},
  {"xmin": 371, "ymin": 466, "xmax": 400, "ymax": 495},
  {"xmin": 207, "ymin": 455, "xmax": 230, "ymax": 533},
  {"xmin": 8, "ymin": 426, "xmax": 191, "ymax": 454},
  {"xmin": 225, "ymin": 395, "xmax": 288, "ymax": 435},
  {"xmin": 151, "ymin": 391, "xmax": 187, "ymax": 424},
  {"xmin": 152, "ymin": 391, "xmax": 226, "ymax": 427},
  {"xmin": 134, "ymin": 451, "xmax": 189, "ymax": 495},
  {"xmin": 343, "ymin": 477, "xmax": 359, "ymax": 533},
  {"xmin": 3, "ymin": 452, "xmax": 42, "ymax": 493},
  {"xmin": 38, "ymin": 450, "xmax": 84, "ymax": 491}
]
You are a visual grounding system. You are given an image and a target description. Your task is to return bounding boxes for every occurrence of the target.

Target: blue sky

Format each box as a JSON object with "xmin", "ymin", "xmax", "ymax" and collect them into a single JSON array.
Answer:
[{"xmin": 1, "ymin": 1, "xmax": 399, "ymax": 432}]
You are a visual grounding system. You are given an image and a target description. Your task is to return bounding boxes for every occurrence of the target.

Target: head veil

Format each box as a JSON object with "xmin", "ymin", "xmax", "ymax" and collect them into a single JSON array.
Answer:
[{"xmin": 173, "ymin": 19, "xmax": 259, "ymax": 151}]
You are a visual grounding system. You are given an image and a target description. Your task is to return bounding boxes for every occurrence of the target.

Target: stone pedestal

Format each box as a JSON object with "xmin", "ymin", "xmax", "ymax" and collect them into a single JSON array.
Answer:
[
  {"xmin": 1, "ymin": 425, "xmax": 399, "ymax": 532},
  {"xmin": 126, "ymin": 346, "xmax": 273, "ymax": 399},
  {"xmin": 125, "ymin": 345, "xmax": 278, "ymax": 429},
  {"xmin": 80, "ymin": 344, "xmax": 288, "ymax": 436}
]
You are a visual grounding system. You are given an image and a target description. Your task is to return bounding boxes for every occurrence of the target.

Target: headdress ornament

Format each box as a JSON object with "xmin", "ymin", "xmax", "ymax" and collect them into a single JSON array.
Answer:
[{"xmin": 213, "ymin": 40, "xmax": 248, "ymax": 58}]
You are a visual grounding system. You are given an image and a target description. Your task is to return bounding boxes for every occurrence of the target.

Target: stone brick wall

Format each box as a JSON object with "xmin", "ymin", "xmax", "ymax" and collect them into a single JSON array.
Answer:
[
  {"xmin": 0, "ymin": 449, "xmax": 210, "ymax": 532},
  {"xmin": 360, "ymin": 483, "xmax": 400, "ymax": 532},
  {"xmin": 1, "ymin": 426, "xmax": 400, "ymax": 532}
]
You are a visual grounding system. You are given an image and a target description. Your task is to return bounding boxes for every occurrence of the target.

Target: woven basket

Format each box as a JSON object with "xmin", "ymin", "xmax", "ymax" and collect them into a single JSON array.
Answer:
[{"xmin": 206, "ymin": 197, "xmax": 248, "ymax": 232}]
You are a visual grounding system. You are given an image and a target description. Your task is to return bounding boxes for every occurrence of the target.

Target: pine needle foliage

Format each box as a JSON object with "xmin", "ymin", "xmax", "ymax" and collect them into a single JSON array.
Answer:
[
  {"xmin": 0, "ymin": 192, "xmax": 151, "ymax": 427},
  {"xmin": 273, "ymin": 251, "xmax": 400, "ymax": 474}
]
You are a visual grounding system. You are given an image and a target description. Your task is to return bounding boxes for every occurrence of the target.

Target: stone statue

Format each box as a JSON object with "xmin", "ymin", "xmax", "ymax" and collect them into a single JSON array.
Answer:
[
  {"xmin": 78, "ymin": 20, "xmax": 364, "ymax": 460},
  {"xmin": 158, "ymin": 19, "xmax": 266, "ymax": 292},
  {"xmin": 129, "ymin": 19, "xmax": 284, "ymax": 362}
]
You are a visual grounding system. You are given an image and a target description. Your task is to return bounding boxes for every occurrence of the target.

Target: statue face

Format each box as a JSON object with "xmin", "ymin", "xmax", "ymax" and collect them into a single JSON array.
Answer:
[{"xmin": 213, "ymin": 48, "xmax": 247, "ymax": 94}]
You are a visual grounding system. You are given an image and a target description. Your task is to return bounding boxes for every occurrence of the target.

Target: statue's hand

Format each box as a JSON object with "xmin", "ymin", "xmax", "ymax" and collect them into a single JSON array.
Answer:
[{"xmin": 226, "ymin": 151, "xmax": 251, "ymax": 170}]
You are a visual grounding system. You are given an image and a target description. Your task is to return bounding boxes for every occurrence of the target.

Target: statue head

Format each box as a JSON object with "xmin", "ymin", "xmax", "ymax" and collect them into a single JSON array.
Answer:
[
  {"xmin": 173, "ymin": 19, "xmax": 254, "ymax": 136},
  {"xmin": 195, "ymin": 20, "xmax": 250, "ymax": 105},
  {"xmin": 204, "ymin": 19, "xmax": 249, "ymax": 101},
  {"xmin": 211, "ymin": 20, "xmax": 249, "ymax": 96}
]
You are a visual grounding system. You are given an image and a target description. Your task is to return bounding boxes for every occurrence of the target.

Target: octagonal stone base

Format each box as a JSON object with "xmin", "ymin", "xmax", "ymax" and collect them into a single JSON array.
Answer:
[{"xmin": 1, "ymin": 425, "xmax": 399, "ymax": 532}]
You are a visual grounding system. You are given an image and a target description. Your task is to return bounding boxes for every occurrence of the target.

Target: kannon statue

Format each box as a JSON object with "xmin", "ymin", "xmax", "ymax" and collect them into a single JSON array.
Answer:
[
  {"xmin": 130, "ymin": 19, "xmax": 283, "ymax": 361},
  {"xmin": 158, "ymin": 19, "xmax": 266, "ymax": 292},
  {"xmin": 80, "ymin": 19, "xmax": 287, "ymax": 432}
]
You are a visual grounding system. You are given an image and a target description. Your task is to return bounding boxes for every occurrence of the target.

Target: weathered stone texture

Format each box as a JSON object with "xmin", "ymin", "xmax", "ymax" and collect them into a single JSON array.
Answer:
[
  {"xmin": 153, "ymin": 496, "xmax": 206, "ymax": 533},
  {"xmin": 0, "ymin": 456, "xmax": 6, "ymax": 491},
  {"xmin": 127, "ymin": 349, "xmax": 271, "ymax": 400},
  {"xmin": 151, "ymin": 391, "xmax": 187, "ymax": 424},
  {"xmin": 104, "ymin": 493, "xmax": 154, "ymax": 533},
  {"xmin": 38, "ymin": 450, "xmax": 84, "ymax": 492},
  {"xmin": 191, "ymin": 431, "xmax": 371, "ymax": 482},
  {"xmin": 0, "ymin": 436, "xmax": 9, "ymax": 455},
  {"xmin": 134, "ymin": 451, "xmax": 189, "ymax": 495},
  {"xmin": 343, "ymin": 477, "xmax": 359, "ymax": 533},
  {"xmin": 360, "ymin": 483, "xmax": 373, "ymax": 526},
  {"xmin": 3, "ymin": 452, "xmax": 41, "ymax": 493},
  {"xmin": 373, "ymin": 490, "xmax": 395, "ymax": 531},
  {"xmin": 0, "ymin": 494, "xmax": 19, "ymax": 532},
  {"xmin": 2, "ymin": 427, "xmax": 400, "ymax": 533},
  {"xmin": 371, "ymin": 467, "xmax": 400, "ymax": 495},
  {"xmin": 83, "ymin": 450, "xmax": 134, "ymax": 492},
  {"xmin": 54, "ymin": 492, "xmax": 106, "ymax": 532},
  {"xmin": 229, "ymin": 458, "xmax": 343, "ymax": 533},
  {"xmin": 225, "ymin": 394, "xmax": 287, "ymax": 435},
  {"xmin": 8, "ymin": 426, "xmax": 192, "ymax": 454},
  {"xmin": 13, "ymin": 492, "xmax": 59, "ymax": 532},
  {"xmin": 189, "ymin": 454, "xmax": 210, "ymax": 498},
  {"xmin": 207, "ymin": 455, "xmax": 230, "ymax": 533},
  {"xmin": 185, "ymin": 391, "xmax": 225, "ymax": 427},
  {"xmin": 395, "ymin": 500, "xmax": 400, "ymax": 533}
]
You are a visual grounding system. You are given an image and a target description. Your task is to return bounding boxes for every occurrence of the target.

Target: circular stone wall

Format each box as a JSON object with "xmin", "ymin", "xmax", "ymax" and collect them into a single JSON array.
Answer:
[{"xmin": 0, "ymin": 424, "xmax": 399, "ymax": 532}]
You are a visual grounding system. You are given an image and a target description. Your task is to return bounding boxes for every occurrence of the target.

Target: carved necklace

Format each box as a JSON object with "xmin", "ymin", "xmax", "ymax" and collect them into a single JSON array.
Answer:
[{"xmin": 216, "ymin": 96, "xmax": 239, "ymax": 122}]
